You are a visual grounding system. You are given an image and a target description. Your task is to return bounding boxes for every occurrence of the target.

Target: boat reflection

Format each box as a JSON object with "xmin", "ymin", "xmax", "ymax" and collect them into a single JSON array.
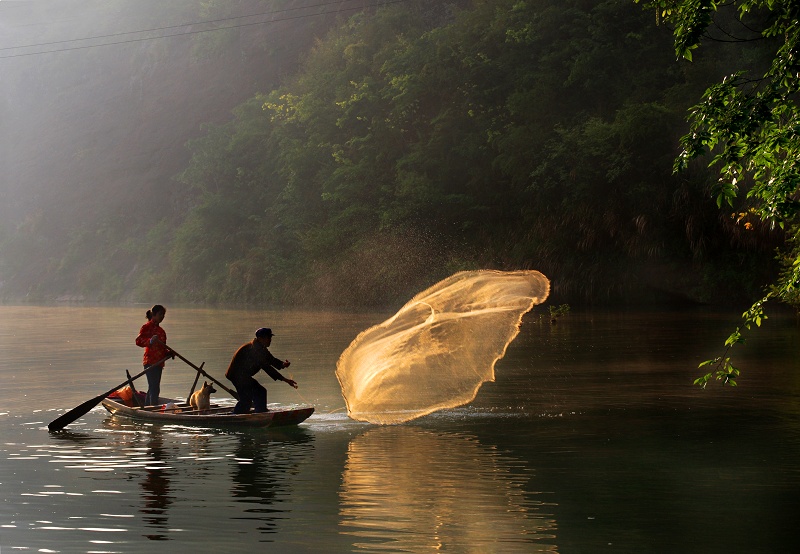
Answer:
[
  {"xmin": 230, "ymin": 428, "xmax": 314, "ymax": 536},
  {"xmin": 140, "ymin": 430, "xmax": 173, "ymax": 540},
  {"xmin": 339, "ymin": 426, "xmax": 558, "ymax": 552},
  {"xmin": 98, "ymin": 418, "xmax": 177, "ymax": 540}
]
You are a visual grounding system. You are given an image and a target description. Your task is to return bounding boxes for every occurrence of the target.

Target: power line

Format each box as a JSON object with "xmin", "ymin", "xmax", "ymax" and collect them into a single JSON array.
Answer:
[
  {"xmin": 0, "ymin": 0, "xmax": 352, "ymax": 51},
  {"xmin": 0, "ymin": 0, "xmax": 405, "ymax": 60}
]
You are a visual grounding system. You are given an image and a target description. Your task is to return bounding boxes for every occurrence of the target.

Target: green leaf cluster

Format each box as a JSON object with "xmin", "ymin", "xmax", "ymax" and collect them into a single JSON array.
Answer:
[{"xmin": 639, "ymin": 0, "xmax": 800, "ymax": 383}]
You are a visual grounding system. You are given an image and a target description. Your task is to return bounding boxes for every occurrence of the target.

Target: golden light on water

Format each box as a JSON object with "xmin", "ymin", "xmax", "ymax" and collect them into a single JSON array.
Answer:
[
  {"xmin": 339, "ymin": 426, "xmax": 557, "ymax": 551},
  {"xmin": 336, "ymin": 270, "xmax": 550, "ymax": 424}
]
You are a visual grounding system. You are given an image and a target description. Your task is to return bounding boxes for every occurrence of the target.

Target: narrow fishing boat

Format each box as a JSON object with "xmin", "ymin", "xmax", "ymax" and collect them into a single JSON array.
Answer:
[
  {"xmin": 101, "ymin": 389, "xmax": 314, "ymax": 428},
  {"xmin": 47, "ymin": 342, "xmax": 313, "ymax": 432}
]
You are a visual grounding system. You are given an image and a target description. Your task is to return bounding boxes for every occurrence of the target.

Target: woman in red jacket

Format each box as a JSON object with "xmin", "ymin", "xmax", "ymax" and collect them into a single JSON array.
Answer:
[{"xmin": 135, "ymin": 304, "xmax": 170, "ymax": 406}]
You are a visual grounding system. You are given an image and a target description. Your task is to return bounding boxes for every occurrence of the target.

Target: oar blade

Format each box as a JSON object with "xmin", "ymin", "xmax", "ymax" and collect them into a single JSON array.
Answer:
[
  {"xmin": 47, "ymin": 358, "xmax": 166, "ymax": 432},
  {"xmin": 47, "ymin": 394, "xmax": 105, "ymax": 432}
]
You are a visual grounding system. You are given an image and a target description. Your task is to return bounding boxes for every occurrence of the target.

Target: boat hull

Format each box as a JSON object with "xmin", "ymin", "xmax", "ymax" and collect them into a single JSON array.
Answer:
[{"xmin": 101, "ymin": 397, "xmax": 314, "ymax": 428}]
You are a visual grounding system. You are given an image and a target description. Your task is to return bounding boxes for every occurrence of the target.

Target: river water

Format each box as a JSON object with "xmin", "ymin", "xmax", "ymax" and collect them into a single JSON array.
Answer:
[{"xmin": 0, "ymin": 304, "xmax": 798, "ymax": 553}]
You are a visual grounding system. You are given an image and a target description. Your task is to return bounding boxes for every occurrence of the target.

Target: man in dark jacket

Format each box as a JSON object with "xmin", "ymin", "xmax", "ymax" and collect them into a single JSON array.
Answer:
[{"xmin": 225, "ymin": 327, "xmax": 298, "ymax": 414}]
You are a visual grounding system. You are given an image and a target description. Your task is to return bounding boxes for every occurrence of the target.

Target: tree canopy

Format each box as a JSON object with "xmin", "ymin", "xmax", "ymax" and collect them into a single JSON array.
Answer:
[
  {"xmin": 153, "ymin": 0, "xmax": 776, "ymax": 307},
  {"xmin": 0, "ymin": 0, "xmax": 786, "ymax": 308},
  {"xmin": 638, "ymin": 0, "xmax": 800, "ymax": 385}
]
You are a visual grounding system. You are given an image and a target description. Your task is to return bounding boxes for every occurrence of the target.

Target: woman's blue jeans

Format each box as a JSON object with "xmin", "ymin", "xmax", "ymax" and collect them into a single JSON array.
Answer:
[{"xmin": 144, "ymin": 364, "xmax": 163, "ymax": 406}]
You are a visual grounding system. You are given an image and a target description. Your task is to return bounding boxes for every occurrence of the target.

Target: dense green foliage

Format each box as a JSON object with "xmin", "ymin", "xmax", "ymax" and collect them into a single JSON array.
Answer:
[
  {"xmin": 638, "ymin": 1, "xmax": 800, "ymax": 385},
  {"xmin": 0, "ymin": 0, "xmax": 786, "ymax": 307},
  {"xmin": 164, "ymin": 0, "xmax": 779, "ymax": 306}
]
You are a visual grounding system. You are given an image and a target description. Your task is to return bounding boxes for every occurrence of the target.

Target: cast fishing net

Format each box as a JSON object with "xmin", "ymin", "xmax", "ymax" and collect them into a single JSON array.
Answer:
[{"xmin": 336, "ymin": 269, "xmax": 550, "ymax": 424}]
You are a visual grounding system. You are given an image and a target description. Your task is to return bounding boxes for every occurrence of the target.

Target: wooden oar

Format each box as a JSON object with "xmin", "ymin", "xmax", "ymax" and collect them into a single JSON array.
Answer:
[
  {"xmin": 187, "ymin": 362, "xmax": 204, "ymax": 398},
  {"xmin": 48, "ymin": 354, "xmax": 170, "ymax": 432},
  {"xmin": 155, "ymin": 340, "xmax": 239, "ymax": 400},
  {"xmin": 125, "ymin": 369, "xmax": 145, "ymax": 408}
]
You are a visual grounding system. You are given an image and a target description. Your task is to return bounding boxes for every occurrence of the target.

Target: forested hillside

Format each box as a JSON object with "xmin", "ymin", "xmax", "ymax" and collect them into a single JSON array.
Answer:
[
  {"xmin": 0, "ymin": 0, "xmax": 351, "ymax": 300},
  {"xmin": 0, "ymin": 0, "xmax": 783, "ymax": 307}
]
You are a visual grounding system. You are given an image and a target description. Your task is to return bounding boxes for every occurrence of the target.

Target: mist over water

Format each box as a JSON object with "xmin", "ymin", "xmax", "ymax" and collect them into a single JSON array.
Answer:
[{"xmin": 336, "ymin": 270, "xmax": 550, "ymax": 424}]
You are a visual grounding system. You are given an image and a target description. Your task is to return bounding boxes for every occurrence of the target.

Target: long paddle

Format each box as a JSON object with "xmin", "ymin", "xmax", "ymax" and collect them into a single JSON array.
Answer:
[
  {"xmin": 125, "ymin": 369, "xmax": 145, "ymax": 408},
  {"xmin": 187, "ymin": 361, "xmax": 204, "ymax": 398},
  {"xmin": 48, "ymin": 354, "xmax": 171, "ymax": 432},
  {"xmin": 155, "ymin": 339, "xmax": 239, "ymax": 400}
]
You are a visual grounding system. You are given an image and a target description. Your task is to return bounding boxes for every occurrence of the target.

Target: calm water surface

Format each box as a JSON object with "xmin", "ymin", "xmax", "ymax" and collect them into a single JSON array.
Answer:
[{"xmin": 1, "ymin": 305, "xmax": 799, "ymax": 553}]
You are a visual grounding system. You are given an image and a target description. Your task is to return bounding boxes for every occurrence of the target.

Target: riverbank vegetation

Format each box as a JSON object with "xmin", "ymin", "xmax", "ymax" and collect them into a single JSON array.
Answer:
[
  {"xmin": 0, "ymin": 0, "xmax": 788, "ymax": 308},
  {"xmin": 639, "ymin": 0, "xmax": 800, "ymax": 385}
]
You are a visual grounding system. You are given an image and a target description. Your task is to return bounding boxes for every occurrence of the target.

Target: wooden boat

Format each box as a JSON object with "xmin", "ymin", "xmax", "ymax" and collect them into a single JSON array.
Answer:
[{"xmin": 101, "ymin": 392, "xmax": 314, "ymax": 428}]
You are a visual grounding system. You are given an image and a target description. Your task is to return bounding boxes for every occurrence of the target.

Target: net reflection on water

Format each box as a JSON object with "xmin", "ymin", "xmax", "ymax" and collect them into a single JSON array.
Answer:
[{"xmin": 338, "ymin": 425, "xmax": 558, "ymax": 553}]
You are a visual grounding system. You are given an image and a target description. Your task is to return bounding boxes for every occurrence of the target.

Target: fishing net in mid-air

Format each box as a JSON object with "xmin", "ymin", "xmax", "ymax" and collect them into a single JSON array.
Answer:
[{"xmin": 335, "ymin": 269, "xmax": 550, "ymax": 424}]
